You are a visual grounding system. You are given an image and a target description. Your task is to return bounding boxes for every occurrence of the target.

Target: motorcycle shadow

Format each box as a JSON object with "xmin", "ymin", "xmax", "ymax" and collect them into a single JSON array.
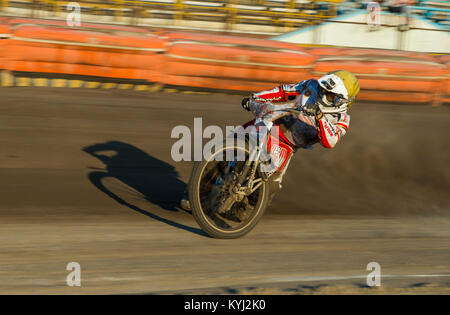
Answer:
[{"xmin": 82, "ymin": 140, "xmax": 206, "ymax": 236}]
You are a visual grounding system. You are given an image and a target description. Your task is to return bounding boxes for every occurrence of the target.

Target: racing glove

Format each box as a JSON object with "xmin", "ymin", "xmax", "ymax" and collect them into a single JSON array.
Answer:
[
  {"xmin": 242, "ymin": 97, "xmax": 251, "ymax": 111},
  {"xmin": 303, "ymin": 102, "xmax": 323, "ymax": 121}
]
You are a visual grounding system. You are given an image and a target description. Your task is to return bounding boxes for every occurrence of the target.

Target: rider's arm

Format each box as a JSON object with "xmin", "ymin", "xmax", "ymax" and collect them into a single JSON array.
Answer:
[
  {"xmin": 316, "ymin": 113, "xmax": 350, "ymax": 149},
  {"xmin": 251, "ymin": 80, "xmax": 309, "ymax": 103}
]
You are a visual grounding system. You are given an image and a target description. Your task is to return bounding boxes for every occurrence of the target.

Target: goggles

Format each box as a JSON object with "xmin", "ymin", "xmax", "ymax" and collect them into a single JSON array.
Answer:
[{"xmin": 321, "ymin": 89, "xmax": 347, "ymax": 107}]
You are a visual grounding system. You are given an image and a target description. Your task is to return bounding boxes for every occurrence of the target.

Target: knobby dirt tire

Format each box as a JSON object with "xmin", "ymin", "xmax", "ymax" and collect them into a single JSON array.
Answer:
[{"xmin": 188, "ymin": 145, "xmax": 270, "ymax": 239}]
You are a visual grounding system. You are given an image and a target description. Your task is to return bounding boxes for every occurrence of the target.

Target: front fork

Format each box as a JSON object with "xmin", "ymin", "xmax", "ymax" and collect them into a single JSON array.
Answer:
[
  {"xmin": 213, "ymin": 120, "xmax": 272, "ymax": 213},
  {"xmin": 234, "ymin": 119, "xmax": 273, "ymax": 194}
]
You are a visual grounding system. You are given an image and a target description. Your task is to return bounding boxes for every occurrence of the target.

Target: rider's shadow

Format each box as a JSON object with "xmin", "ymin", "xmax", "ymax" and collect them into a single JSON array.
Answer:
[{"xmin": 82, "ymin": 141, "xmax": 205, "ymax": 236}]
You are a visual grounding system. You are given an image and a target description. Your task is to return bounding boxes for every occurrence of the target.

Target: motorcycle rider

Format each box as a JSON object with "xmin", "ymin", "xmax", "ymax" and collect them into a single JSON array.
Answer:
[{"xmin": 180, "ymin": 70, "xmax": 360, "ymax": 211}]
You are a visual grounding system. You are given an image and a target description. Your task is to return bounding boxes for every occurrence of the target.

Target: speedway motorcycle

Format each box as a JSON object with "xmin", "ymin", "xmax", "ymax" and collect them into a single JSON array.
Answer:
[{"xmin": 188, "ymin": 95, "xmax": 313, "ymax": 239}]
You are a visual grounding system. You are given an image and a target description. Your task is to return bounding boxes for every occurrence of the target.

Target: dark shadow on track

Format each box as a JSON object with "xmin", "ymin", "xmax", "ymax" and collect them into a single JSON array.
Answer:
[{"xmin": 83, "ymin": 141, "xmax": 207, "ymax": 236}]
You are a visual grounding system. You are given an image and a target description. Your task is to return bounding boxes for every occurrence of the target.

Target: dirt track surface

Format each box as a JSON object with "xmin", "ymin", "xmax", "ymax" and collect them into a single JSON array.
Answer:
[{"xmin": 0, "ymin": 87, "xmax": 449, "ymax": 294}]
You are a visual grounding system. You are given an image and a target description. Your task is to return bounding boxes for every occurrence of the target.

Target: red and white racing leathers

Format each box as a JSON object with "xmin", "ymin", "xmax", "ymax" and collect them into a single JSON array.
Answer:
[
  {"xmin": 251, "ymin": 79, "xmax": 350, "ymax": 150},
  {"xmin": 249, "ymin": 79, "xmax": 351, "ymax": 200}
]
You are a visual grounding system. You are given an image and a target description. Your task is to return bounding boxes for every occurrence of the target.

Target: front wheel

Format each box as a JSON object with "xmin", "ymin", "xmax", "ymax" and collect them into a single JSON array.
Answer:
[{"xmin": 188, "ymin": 145, "xmax": 270, "ymax": 239}]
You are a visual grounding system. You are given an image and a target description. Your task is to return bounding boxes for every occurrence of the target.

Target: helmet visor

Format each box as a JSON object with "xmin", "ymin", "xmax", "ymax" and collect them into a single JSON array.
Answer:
[
  {"xmin": 322, "ymin": 90, "xmax": 347, "ymax": 107},
  {"xmin": 324, "ymin": 90, "xmax": 337, "ymax": 105}
]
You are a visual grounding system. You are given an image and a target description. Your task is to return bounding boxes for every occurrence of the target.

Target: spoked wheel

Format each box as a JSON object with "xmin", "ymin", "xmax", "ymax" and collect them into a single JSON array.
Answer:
[{"xmin": 189, "ymin": 145, "xmax": 270, "ymax": 239}]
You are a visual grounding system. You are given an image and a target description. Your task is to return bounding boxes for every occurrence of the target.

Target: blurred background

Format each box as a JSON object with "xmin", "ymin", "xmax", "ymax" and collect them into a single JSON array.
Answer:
[
  {"xmin": 0, "ymin": 0, "xmax": 448, "ymax": 40},
  {"xmin": 0, "ymin": 1, "xmax": 448, "ymax": 42},
  {"xmin": 0, "ymin": 0, "xmax": 448, "ymax": 103}
]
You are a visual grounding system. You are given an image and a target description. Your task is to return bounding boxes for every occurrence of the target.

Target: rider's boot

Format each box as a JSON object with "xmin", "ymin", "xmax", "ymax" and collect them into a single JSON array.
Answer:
[
  {"xmin": 267, "ymin": 158, "xmax": 290, "ymax": 206},
  {"xmin": 179, "ymin": 191, "xmax": 191, "ymax": 211},
  {"xmin": 268, "ymin": 180, "xmax": 281, "ymax": 206}
]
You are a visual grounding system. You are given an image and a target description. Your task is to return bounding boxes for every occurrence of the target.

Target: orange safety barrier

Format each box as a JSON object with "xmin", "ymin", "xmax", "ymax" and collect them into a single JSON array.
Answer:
[
  {"xmin": 0, "ymin": 22, "xmax": 11, "ymax": 70},
  {"xmin": 357, "ymin": 90, "xmax": 432, "ymax": 103},
  {"xmin": 435, "ymin": 54, "xmax": 450, "ymax": 104},
  {"xmin": 4, "ymin": 23, "xmax": 166, "ymax": 82},
  {"xmin": 0, "ymin": 17, "xmax": 448, "ymax": 105},
  {"xmin": 0, "ymin": 19, "xmax": 10, "ymax": 35},
  {"xmin": 310, "ymin": 48, "xmax": 447, "ymax": 104},
  {"xmin": 12, "ymin": 26, "xmax": 164, "ymax": 49},
  {"xmin": 162, "ymin": 75, "xmax": 290, "ymax": 92},
  {"xmin": 3, "ymin": 17, "xmax": 150, "ymax": 34},
  {"xmin": 306, "ymin": 47, "xmax": 439, "ymax": 63},
  {"xmin": 159, "ymin": 31, "xmax": 306, "ymax": 51},
  {"xmin": 161, "ymin": 31, "xmax": 316, "ymax": 91}
]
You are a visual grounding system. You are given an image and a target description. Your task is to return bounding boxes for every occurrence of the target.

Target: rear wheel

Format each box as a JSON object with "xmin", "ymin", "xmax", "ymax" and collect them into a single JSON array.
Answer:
[{"xmin": 189, "ymin": 145, "xmax": 269, "ymax": 239}]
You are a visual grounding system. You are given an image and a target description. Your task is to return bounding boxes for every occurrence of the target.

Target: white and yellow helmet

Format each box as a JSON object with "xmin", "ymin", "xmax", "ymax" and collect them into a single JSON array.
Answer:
[{"xmin": 317, "ymin": 70, "xmax": 360, "ymax": 113}]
